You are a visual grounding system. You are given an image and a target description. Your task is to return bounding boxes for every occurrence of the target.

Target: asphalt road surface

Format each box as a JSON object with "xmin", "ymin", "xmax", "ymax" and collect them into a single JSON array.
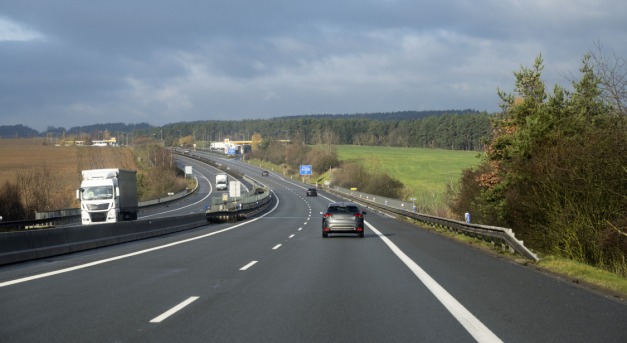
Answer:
[{"xmin": 1, "ymin": 154, "xmax": 625, "ymax": 342}]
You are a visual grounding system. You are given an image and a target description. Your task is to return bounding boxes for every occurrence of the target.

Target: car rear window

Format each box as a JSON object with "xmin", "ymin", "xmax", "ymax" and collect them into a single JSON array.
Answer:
[{"xmin": 328, "ymin": 205, "xmax": 360, "ymax": 213}]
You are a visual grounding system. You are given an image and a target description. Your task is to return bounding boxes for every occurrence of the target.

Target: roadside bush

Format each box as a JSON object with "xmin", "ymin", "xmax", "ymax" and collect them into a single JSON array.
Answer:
[
  {"xmin": 0, "ymin": 181, "xmax": 27, "ymax": 221},
  {"xmin": 332, "ymin": 162, "xmax": 368, "ymax": 190},
  {"xmin": 267, "ymin": 142, "xmax": 287, "ymax": 166},
  {"xmin": 138, "ymin": 165, "xmax": 187, "ymax": 201},
  {"xmin": 332, "ymin": 162, "xmax": 405, "ymax": 199},
  {"xmin": 133, "ymin": 144, "xmax": 189, "ymax": 201},
  {"xmin": 449, "ymin": 54, "xmax": 627, "ymax": 274},
  {"xmin": 509, "ymin": 122, "xmax": 627, "ymax": 273},
  {"xmin": 448, "ymin": 163, "xmax": 504, "ymax": 224},
  {"xmin": 284, "ymin": 139, "xmax": 309, "ymax": 167},
  {"xmin": 307, "ymin": 148, "xmax": 340, "ymax": 174},
  {"xmin": 16, "ymin": 165, "xmax": 71, "ymax": 218},
  {"xmin": 363, "ymin": 173, "xmax": 405, "ymax": 199}
]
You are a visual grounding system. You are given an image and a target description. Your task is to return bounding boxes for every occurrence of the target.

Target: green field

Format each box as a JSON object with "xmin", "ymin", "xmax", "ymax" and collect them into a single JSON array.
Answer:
[{"xmin": 334, "ymin": 145, "xmax": 482, "ymax": 206}]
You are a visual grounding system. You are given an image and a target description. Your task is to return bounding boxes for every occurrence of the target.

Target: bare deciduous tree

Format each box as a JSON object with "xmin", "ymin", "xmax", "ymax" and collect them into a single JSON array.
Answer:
[{"xmin": 591, "ymin": 41, "xmax": 627, "ymax": 115}]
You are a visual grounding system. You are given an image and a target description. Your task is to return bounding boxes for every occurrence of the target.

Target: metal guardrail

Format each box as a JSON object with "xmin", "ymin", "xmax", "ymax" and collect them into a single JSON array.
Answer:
[
  {"xmin": 137, "ymin": 185, "xmax": 196, "ymax": 207},
  {"xmin": 0, "ymin": 215, "xmax": 80, "ymax": 232},
  {"xmin": 35, "ymin": 208, "xmax": 81, "ymax": 220},
  {"xmin": 329, "ymin": 186, "xmax": 539, "ymax": 262}
]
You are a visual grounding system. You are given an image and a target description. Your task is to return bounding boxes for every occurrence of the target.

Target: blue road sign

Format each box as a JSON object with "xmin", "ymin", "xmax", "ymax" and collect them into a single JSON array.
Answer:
[{"xmin": 300, "ymin": 165, "xmax": 312, "ymax": 175}]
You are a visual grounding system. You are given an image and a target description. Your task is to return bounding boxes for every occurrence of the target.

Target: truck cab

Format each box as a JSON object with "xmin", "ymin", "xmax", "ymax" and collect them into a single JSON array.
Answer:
[
  {"xmin": 79, "ymin": 179, "xmax": 118, "ymax": 223},
  {"xmin": 78, "ymin": 169, "xmax": 138, "ymax": 224}
]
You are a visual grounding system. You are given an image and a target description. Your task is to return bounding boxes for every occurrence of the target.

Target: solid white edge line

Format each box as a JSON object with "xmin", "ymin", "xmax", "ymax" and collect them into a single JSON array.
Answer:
[
  {"xmin": 0, "ymin": 191, "xmax": 280, "ymax": 288},
  {"xmin": 239, "ymin": 261, "xmax": 258, "ymax": 271},
  {"xmin": 150, "ymin": 296, "xmax": 199, "ymax": 323},
  {"xmin": 365, "ymin": 221, "xmax": 503, "ymax": 343}
]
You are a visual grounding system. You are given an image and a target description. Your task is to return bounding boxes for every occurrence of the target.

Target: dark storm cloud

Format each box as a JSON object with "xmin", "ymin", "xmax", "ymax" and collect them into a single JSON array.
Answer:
[{"xmin": 1, "ymin": 0, "xmax": 625, "ymax": 131}]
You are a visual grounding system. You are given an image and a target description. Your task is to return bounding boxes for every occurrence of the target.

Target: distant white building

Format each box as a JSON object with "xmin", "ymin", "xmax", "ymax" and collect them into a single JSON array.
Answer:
[{"xmin": 91, "ymin": 138, "xmax": 117, "ymax": 146}]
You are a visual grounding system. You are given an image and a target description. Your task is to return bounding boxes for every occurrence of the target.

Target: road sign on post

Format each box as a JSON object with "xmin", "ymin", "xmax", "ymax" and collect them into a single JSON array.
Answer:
[{"xmin": 300, "ymin": 165, "xmax": 312, "ymax": 175}]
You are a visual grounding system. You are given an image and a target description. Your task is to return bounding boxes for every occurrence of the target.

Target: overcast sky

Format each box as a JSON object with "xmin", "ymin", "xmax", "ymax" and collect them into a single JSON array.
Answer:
[{"xmin": 1, "ymin": 1, "xmax": 625, "ymax": 132}]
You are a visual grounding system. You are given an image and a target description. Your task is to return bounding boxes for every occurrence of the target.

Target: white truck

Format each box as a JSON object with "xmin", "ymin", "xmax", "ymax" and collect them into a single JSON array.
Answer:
[
  {"xmin": 210, "ymin": 142, "xmax": 227, "ymax": 152},
  {"xmin": 215, "ymin": 173, "xmax": 229, "ymax": 191},
  {"xmin": 77, "ymin": 169, "xmax": 138, "ymax": 225}
]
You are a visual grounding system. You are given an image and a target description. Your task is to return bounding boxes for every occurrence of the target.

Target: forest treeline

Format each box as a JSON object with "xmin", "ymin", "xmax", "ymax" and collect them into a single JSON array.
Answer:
[
  {"xmin": 4, "ymin": 110, "xmax": 492, "ymax": 152},
  {"xmin": 155, "ymin": 110, "xmax": 492, "ymax": 151}
]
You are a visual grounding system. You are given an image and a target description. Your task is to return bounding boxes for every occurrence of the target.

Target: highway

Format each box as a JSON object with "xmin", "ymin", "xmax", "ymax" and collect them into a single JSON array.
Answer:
[
  {"xmin": 138, "ymin": 155, "xmax": 219, "ymax": 219},
  {"xmin": 1, "ymin": 153, "xmax": 626, "ymax": 342}
]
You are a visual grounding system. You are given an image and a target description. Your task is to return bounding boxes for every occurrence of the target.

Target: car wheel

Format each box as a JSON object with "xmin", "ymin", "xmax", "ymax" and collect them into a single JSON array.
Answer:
[
  {"xmin": 322, "ymin": 232, "xmax": 328, "ymax": 238},
  {"xmin": 358, "ymin": 232, "xmax": 364, "ymax": 238}
]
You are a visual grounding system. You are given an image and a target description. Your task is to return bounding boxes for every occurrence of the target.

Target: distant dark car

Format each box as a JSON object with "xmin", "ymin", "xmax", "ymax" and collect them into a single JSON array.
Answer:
[
  {"xmin": 306, "ymin": 188, "xmax": 317, "ymax": 197},
  {"xmin": 261, "ymin": 170, "xmax": 269, "ymax": 176},
  {"xmin": 321, "ymin": 202, "xmax": 366, "ymax": 238}
]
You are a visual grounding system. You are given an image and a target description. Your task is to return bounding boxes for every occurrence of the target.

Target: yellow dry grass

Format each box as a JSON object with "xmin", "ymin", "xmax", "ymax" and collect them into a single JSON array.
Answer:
[{"xmin": 0, "ymin": 138, "xmax": 139, "ymax": 206}]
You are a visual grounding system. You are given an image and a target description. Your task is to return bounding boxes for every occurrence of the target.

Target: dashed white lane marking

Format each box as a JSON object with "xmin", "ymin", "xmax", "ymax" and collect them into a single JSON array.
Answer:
[
  {"xmin": 150, "ymin": 296, "xmax": 199, "ymax": 323},
  {"xmin": 298, "ymin": 228, "xmax": 302, "ymax": 231},
  {"xmin": 239, "ymin": 261, "xmax": 258, "ymax": 271},
  {"xmin": 272, "ymin": 244, "xmax": 282, "ymax": 250},
  {"xmin": 289, "ymin": 234, "xmax": 295, "ymax": 239},
  {"xmin": 365, "ymin": 222, "xmax": 503, "ymax": 343}
]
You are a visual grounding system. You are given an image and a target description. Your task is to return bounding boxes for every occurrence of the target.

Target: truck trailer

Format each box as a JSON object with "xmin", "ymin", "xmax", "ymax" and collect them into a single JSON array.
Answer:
[{"xmin": 77, "ymin": 169, "xmax": 138, "ymax": 225}]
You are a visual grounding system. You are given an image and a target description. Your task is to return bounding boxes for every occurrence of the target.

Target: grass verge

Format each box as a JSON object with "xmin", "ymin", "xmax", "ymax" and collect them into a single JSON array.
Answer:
[{"xmin": 538, "ymin": 256, "xmax": 627, "ymax": 297}]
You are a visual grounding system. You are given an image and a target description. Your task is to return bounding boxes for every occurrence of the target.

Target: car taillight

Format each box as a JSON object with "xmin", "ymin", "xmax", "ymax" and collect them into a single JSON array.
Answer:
[
  {"xmin": 354, "ymin": 213, "xmax": 363, "ymax": 218},
  {"xmin": 323, "ymin": 213, "xmax": 332, "ymax": 218}
]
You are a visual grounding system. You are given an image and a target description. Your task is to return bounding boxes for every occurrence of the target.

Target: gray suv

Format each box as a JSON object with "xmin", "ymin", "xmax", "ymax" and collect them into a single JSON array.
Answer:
[{"xmin": 321, "ymin": 202, "xmax": 366, "ymax": 238}]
